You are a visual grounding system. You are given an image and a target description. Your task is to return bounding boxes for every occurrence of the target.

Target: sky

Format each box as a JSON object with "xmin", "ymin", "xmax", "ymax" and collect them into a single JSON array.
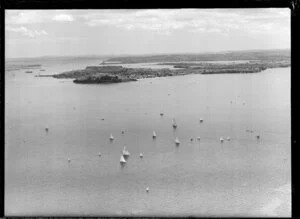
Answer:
[{"xmin": 5, "ymin": 9, "xmax": 290, "ymax": 58}]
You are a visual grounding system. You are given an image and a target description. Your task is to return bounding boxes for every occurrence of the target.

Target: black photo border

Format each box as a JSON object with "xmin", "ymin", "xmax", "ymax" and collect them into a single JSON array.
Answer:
[{"xmin": 1, "ymin": 0, "xmax": 298, "ymax": 217}]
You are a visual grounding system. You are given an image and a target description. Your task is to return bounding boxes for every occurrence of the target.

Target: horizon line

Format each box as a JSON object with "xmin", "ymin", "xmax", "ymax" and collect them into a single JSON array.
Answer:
[{"xmin": 5, "ymin": 48, "xmax": 291, "ymax": 60}]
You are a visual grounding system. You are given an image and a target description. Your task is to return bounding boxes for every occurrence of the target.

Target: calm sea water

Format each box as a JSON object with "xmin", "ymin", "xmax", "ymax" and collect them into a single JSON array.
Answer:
[{"xmin": 5, "ymin": 57, "xmax": 291, "ymax": 216}]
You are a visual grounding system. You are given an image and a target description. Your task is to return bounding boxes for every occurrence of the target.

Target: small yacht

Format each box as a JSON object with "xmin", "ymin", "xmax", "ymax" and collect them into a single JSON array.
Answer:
[
  {"xmin": 227, "ymin": 137, "xmax": 231, "ymax": 141},
  {"xmin": 197, "ymin": 137, "xmax": 201, "ymax": 141},
  {"xmin": 153, "ymin": 131, "xmax": 157, "ymax": 138},
  {"xmin": 256, "ymin": 134, "xmax": 260, "ymax": 140},
  {"xmin": 68, "ymin": 158, "xmax": 71, "ymax": 163},
  {"xmin": 140, "ymin": 153, "xmax": 143, "ymax": 158},
  {"xmin": 172, "ymin": 119, "xmax": 177, "ymax": 128},
  {"xmin": 175, "ymin": 137, "xmax": 180, "ymax": 145},
  {"xmin": 190, "ymin": 138, "xmax": 194, "ymax": 142},
  {"xmin": 98, "ymin": 152, "xmax": 102, "ymax": 157},
  {"xmin": 122, "ymin": 146, "xmax": 130, "ymax": 157},
  {"xmin": 146, "ymin": 187, "xmax": 149, "ymax": 193},
  {"xmin": 45, "ymin": 127, "xmax": 49, "ymax": 132},
  {"xmin": 160, "ymin": 113, "xmax": 164, "ymax": 116},
  {"xmin": 220, "ymin": 137, "xmax": 224, "ymax": 142},
  {"xmin": 199, "ymin": 118, "xmax": 204, "ymax": 123},
  {"xmin": 120, "ymin": 155, "xmax": 127, "ymax": 164},
  {"xmin": 109, "ymin": 134, "xmax": 114, "ymax": 141}
]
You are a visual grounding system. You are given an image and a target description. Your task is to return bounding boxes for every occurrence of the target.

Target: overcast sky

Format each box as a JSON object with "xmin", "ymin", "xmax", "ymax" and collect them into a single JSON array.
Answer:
[{"xmin": 5, "ymin": 9, "xmax": 290, "ymax": 58}]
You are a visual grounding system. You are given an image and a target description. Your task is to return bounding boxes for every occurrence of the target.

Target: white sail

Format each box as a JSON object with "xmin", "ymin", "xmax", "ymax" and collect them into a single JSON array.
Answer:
[
  {"xmin": 122, "ymin": 147, "xmax": 130, "ymax": 156},
  {"xmin": 120, "ymin": 155, "xmax": 126, "ymax": 163},
  {"xmin": 175, "ymin": 137, "xmax": 180, "ymax": 144},
  {"xmin": 153, "ymin": 131, "xmax": 156, "ymax": 137},
  {"xmin": 172, "ymin": 118, "xmax": 178, "ymax": 127},
  {"xmin": 110, "ymin": 134, "xmax": 114, "ymax": 140}
]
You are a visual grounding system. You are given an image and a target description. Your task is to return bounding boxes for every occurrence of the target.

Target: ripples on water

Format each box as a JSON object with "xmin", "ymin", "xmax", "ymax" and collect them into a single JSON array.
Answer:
[{"xmin": 5, "ymin": 58, "xmax": 291, "ymax": 216}]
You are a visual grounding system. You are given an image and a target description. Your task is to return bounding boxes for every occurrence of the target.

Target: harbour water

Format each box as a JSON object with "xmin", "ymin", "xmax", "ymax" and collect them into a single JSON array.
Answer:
[{"xmin": 5, "ymin": 57, "xmax": 291, "ymax": 216}]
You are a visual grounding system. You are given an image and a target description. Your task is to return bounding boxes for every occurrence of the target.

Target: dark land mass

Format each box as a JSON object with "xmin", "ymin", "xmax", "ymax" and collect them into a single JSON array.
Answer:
[{"xmin": 35, "ymin": 50, "xmax": 290, "ymax": 84}]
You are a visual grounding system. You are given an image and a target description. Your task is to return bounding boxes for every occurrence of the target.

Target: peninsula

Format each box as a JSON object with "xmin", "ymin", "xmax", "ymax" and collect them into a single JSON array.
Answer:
[{"xmin": 35, "ymin": 49, "xmax": 290, "ymax": 84}]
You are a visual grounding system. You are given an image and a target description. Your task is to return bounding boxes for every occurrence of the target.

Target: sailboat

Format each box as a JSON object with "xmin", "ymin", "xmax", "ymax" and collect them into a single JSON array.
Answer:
[
  {"xmin": 153, "ymin": 131, "xmax": 157, "ymax": 138},
  {"xmin": 120, "ymin": 155, "xmax": 127, "ymax": 164},
  {"xmin": 220, "ymin": 137, "xmax": 224, "ymax": 142},
  {"xmin": 175, "ymin": 137, "xmax": 180, "ymax": 145},
  {"xmin": 122, "ymin": 146, "xmax": 130, "ymax": 157},
  {"xmin": 172, "ymin": 119, "xmax": 177, "ymax": 128},
  {"xmin": 199, "ymin": 118, "xmax": 204, "ymax": 123},
  {"xmin": 109, "ymin": 134, "xmax": 114, "ymax": 141}
]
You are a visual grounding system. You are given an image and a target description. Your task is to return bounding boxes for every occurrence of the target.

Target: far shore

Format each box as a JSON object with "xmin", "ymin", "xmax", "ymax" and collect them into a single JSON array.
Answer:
[
  {"xmin": 32, "ymin": 50, "xmax": 290, "ymax": 84},
  {"xmin": 35, "ymin": 61, "xmax": 290, "ymax": 84}
]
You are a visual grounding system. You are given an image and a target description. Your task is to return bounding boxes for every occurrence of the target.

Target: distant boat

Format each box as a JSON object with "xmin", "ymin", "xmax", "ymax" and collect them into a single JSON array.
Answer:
[
  {"xmin": 140, "ymin": 153, "xmax": 143, "ymax": 158},
  {"xmin": 45, "ymin": 127, "xmax": 49, "ymax": 132},
  {"xmin": 68, "ymin": 158, "xmax": 71, "ymax": 163},
  {"xmin": 122, "ymin": 146, "xmax": 130, "ymax": 157},
  {"xmin": 25, "ymin": 70, "xmax": 33, "ymax": 73},
  {"xmin": 197, "ymin": 137, "xmax": 201, "ymax": 141},
  {"xmin": 40, "ymin": 69, "xmax": 45, "ymax": 71},
  {"xmin": 120, "ymin": 155, "xmax": 127, "ymax": 164},
  {"xmin": 110, "ymin": 134, "xmax": 114, "ymax": 141},
  {"xmin": 98, "ymin": 152, "xmax": 102, "ymax": 157},
  {"xmin": 199, "ymin": 118, "xmax": 204, "ymax": 123},
  {"xmin": 227, "ymin": 137, "xmax": 231, "ymax": 141},
  {"xmin": 220, "ymin": 137, "xmax": 224, "ymax": 142},
  {"xmin": 190, "ymin": 138, "xmax": 193, "ymax": 141},
  {"xmin": 172, "ymin": 119, "xmax": 177, "ymax": 128},
  {"xmin": 153, "ymin": 131, "xmax": 157, "ymax": 138},
  {"xmin": 160, "ymin": 113, "xmax": 164, "ymax": 116},
  {"xmin": 146, "ymin": 187, "xmax": 149, "ymax": 192},
  {"xmin": 256, "ymin": 134, "xmax": 260, "ymax": 140},
  {"xmin": 175, "ymin": 137, "xmax": 180, "ymax": 145}
]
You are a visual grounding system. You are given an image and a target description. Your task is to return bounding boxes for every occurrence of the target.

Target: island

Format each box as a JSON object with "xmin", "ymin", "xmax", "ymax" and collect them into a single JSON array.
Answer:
[{"xmin": 35, "ymin": 49, "xmax": 290, "ymax": 84}]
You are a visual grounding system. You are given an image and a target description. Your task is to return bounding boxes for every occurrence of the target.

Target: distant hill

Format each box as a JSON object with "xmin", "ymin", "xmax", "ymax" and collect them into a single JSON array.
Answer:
[{"xmin": 106, "ymin": 49, "xmax": 290, "ymax": 64}]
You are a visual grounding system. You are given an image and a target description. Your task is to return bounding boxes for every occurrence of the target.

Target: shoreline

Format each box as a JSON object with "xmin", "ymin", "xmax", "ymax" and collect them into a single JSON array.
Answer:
[{"xmin": 35, "ymin": 64, "xmax": 290, "ymax": 84}]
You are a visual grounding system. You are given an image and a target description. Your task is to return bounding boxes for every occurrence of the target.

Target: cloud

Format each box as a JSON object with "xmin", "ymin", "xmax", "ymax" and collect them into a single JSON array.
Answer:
[
  {"xmin": 6, "ymin": 26, "xmax": 48, "ymax": 37},
  {"xmin": 5, "ymin": 9, "xmax": 290, "ymax": 37},
  {"xmin": 6, "ymin": 11, "xmax": 44, "ymax": 24},
  {"xmin": 52, "ymin": 14, "xmax": 74, "ymax": 22},
  {"xmin": 82, "ymin": 9, "xmax": 290, "ymax": 36},
  {"xmin": 6, "ymin": 10, "xmax": 78, "ymax": 24}
]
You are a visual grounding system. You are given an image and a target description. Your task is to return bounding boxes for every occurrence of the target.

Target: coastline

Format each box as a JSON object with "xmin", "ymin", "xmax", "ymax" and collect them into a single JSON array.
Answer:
[{"xmin": 35, "ymin": 63, "xmax": 290, "ymax": 84}]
